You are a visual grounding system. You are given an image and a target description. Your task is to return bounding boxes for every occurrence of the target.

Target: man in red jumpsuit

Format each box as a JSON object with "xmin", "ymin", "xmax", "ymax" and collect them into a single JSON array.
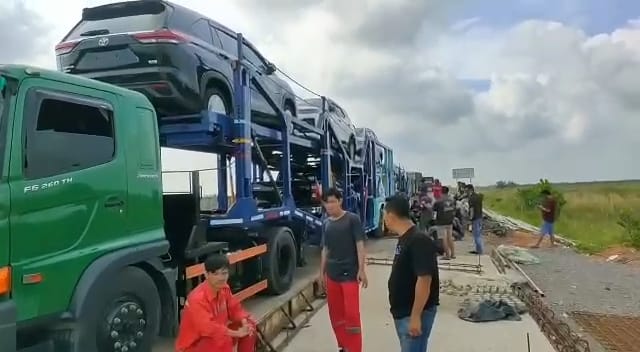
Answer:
[
  {"xmin": 176, "ymin": 254, "xmax": 257, "ymax": 352},
  {"xmin": 318, "ymin": 187, "xmax": 368, "ymax": 352}
]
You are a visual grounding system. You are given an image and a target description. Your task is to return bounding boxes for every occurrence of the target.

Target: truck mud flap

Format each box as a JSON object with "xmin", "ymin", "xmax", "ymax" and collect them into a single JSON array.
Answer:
[{"xmin": 255, "ymin": 279, "xmax": 325, "ymax": 352}]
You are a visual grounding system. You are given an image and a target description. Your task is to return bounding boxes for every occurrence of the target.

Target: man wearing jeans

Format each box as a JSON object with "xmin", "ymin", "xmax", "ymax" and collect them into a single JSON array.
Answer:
[
  {"xmin": 466, "ymin": 184, "xmax": 484, "ymax": 255},
  {"xmin": 384, "ymin": 194, "xmax": 439, "ymax": 352},
  {"xmin": 532, "ymin": 190, "xmax": 558, "ymax": 248}
]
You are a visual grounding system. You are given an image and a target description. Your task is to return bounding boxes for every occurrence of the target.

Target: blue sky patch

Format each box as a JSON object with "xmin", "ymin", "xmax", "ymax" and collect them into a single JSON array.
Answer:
[{"xmin": 457, "ymin": 0, "xmax": 639, "ymax": 35}]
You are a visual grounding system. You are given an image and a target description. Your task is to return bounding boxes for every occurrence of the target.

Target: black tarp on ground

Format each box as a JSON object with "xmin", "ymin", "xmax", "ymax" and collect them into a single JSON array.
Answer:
[{"xmin": 458, "ymin": 298, "xmax": 528, "ymax": 322}]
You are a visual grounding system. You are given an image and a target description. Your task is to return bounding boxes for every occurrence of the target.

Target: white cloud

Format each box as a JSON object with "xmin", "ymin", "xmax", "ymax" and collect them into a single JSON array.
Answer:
[{"xmin": 1, "ymin": 0, "xmax": 638, "ymax": 189}]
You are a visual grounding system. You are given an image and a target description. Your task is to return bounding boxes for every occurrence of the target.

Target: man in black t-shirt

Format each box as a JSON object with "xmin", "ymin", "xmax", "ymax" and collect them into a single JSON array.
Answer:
[
  {"xmin": 466, "ymin": 184, "xmax": 484, "ymax": 255},
  {"xmin": 384, "ymin": 194, "xmax": 439, "ymax": 352},
  {"xmin": 433, "ymin": 186, "xmax": 456, "ymax": 260}
]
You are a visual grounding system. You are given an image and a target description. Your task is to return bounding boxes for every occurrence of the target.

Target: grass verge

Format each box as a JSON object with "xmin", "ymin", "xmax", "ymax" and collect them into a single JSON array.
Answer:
[{"xmin": 483, "ymin": 181, "xmax": 640, "ymax": 253}]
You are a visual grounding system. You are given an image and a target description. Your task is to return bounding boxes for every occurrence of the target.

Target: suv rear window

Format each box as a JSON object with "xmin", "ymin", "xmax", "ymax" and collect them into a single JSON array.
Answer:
[{"xmin": 65, "ymin": 2, "xmax": 168, "ymax": 41}]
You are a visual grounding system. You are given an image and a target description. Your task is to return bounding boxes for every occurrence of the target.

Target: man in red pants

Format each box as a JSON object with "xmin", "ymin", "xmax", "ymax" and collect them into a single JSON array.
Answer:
[
  {"xmin": 176, "ymin": 254, "xmax": 256, "ymax": 352},
  {"xmin": 318, "ymin": 187, "xmax": 368, "ymax": 352}
]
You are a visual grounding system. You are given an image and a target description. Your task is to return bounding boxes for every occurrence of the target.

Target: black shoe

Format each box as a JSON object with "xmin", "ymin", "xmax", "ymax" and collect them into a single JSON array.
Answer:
[{"xmin": 469, "ymin": 250, "xmax": 478, "ymax": 254}]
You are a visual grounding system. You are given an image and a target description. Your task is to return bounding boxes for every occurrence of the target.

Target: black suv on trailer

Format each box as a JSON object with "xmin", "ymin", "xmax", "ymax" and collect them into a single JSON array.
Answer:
[{"xmin": 55, "ymin": 0, "xmax": 297, "ymax": 126}]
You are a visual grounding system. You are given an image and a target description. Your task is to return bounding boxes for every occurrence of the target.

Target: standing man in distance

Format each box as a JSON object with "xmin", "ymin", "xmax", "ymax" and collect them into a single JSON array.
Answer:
[
  {"xmin": 385, "ymin": 194, "xmax": 439, "ymax": 352},
  {"xmin": 432, "ymin": 179, "xmax": 443, "ymax": 200},
  {"xmin": 433, "ymin": 186, "xmax": 456, "ymax": 260},
  {"xmin": 318, "ymin": 188, "xmax": 367, "ymax": 352},
  {"xmin": 466, "ymin": 184, "xmax": 484, "ymax": 255},
  {"xmin": 455, "ymin": 181, "xmax": 467, "ymax": 201},
  {"xmin": 418, "ymin": 194, "xmax": 433, "ymax": 232},
  {"xmin": 532, "ymin": 190, "xmax": 558, "ymax": 248}
]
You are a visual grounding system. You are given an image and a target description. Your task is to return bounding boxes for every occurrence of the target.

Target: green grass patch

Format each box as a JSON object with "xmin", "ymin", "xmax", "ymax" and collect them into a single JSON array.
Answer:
[{"xmin": 483, "ymin": 181, "xmax": 640, "ymax": 253}]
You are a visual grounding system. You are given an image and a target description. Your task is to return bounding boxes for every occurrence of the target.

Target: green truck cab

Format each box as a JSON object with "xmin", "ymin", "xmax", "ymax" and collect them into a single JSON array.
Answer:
[{"xmin": 0, "ymin": 65, "xmax": 179, "ymax": 352}]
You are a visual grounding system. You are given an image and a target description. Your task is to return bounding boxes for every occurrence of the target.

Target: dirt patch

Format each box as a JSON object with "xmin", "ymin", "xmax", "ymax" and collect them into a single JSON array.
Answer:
[
  {"xmin": 486, "ymin": 230, "xmax": 552, "ymax": 248},
  {"xmin": 593, "ymin": 246, "xmax": 640, "ymax": 266},
  {"xmin": 571, "ymin": 311, "xmax": 640, "ymax": 352},
  {"xmin": 487, "ymin": 230, "xmax": 640, "ymax": 267}
]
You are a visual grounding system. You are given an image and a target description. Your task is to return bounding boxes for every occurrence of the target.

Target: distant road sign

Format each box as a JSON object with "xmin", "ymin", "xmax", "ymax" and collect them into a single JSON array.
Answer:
[{"xmin": 452, "ymin": 168, "xmax": 474, "ymax": 179}]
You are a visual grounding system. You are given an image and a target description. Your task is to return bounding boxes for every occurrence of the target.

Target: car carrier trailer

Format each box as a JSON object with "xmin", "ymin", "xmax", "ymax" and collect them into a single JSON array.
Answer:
[{"xmin": 0, "ymin": 31, "xmax": 393, "ymax": 352}]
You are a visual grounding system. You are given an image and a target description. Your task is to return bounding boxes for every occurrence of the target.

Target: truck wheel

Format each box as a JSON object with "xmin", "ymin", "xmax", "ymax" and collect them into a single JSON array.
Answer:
[
  {"xmin": 53, "ymin": 267, "xmax": 161, "ymax": 352},
  {"xmin": 262, "ymin": 227, "xmax": 297, "ymax": 295}
]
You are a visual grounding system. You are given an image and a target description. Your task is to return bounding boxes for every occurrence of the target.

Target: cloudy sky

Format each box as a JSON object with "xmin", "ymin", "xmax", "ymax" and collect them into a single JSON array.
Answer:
[{"xmin": 2, "ymin": 0, "xmax": 639, "ymax": 190}]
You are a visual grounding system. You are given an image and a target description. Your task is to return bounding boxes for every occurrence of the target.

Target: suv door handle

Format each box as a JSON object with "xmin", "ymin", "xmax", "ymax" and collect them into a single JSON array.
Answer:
[{"xmin": 104, "ymin": 197, "xmax": 125, "ymax": 208}]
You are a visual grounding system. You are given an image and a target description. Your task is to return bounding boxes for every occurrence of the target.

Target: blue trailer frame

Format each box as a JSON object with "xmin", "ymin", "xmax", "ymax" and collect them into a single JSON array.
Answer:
[{"xmin": 156, "ymin": 33, "xmax": 394, "ymax": 295}]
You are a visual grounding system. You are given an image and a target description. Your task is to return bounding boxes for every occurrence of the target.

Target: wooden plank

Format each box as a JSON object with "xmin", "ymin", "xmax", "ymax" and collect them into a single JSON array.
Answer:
[
  {"xmin": 229, "ymin": 244, "xmax": 267, "ymax": 264},
  {"xmin": 185, "ymin": 244, "xmax": 268, "ymax": 279},
  {"xmin": 234, "ymin": 279, "xmax": 268, "ymax": 302}
]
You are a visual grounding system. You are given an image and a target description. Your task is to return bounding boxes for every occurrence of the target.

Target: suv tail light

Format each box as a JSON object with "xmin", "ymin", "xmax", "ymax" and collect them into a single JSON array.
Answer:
[
  {"xmin": 132, "ymin": 29, "xmax": 189, "ymax": 44},
  {"xmin": 55, "ymin": 40, "xmax": 81, "ymax": 55}
]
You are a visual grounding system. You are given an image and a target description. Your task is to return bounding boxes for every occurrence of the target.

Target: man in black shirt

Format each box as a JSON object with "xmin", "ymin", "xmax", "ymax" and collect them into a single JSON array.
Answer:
[
  {"xmin": 318, "ymin": 188, "xmax": 367, "ymax": 352},
  {"xmin": 385, "ymin": 194, "xmax": 439, "ymax": 352},
  {"xmin": 433, "ymin": 186, "xmax": 456, "ymax": 260},
  {"xmin": 466, "ymin": 184, "xmax": 484, "ymax": 255}
]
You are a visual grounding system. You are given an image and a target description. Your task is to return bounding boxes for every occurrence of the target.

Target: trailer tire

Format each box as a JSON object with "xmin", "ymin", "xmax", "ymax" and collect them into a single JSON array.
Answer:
[
  {"xmin": 52, "ymin": 266, "xmax": 161, "ymax": 352},
  {"xmin": 262, "ymin": 227, "xmax": 297, "ymax": 295}
]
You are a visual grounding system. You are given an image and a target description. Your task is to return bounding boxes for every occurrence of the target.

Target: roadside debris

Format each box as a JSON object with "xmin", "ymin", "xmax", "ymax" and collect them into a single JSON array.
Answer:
[
  {"xmin": 458, "ymin": 298, "xmax": 528, "ymax": 322},
  {"xmin": 484, "ymin": 210, "xmax": 576, "ymax": 247},
  {"xmin": 497, "ymin": 245, "xmax": 541, "ymax": 265},
  {"xmin": 439, "ymin": 280, "xmax": 530, "ymax": 322},
  {"xmin": 483, "ymin": 215, "xmax": 512, "ymax": 237}
]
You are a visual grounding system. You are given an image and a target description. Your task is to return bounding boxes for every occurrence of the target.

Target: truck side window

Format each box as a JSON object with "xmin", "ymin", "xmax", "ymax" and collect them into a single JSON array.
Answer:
[{"xmin": 24, "ymin": 97, "xmax": 115, "ymax": 179}]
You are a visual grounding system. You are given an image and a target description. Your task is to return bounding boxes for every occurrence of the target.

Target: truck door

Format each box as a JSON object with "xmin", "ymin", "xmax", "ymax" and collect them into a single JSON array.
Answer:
[{"xmin": 8, "ymin": 78, "xmax": 128, "ymax": 321}]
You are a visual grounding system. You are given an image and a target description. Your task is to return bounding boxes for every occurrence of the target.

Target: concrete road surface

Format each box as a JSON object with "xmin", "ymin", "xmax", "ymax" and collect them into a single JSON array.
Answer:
[{"xmin": 284, "ymin": 238, "xmax": 555, "ymax": 352}]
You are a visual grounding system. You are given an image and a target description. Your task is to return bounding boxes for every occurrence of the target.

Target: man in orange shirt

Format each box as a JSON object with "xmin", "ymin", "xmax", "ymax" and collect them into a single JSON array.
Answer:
[{"xmin": 176, "ymin": 254, "xmax": 256, "ymax": 352}]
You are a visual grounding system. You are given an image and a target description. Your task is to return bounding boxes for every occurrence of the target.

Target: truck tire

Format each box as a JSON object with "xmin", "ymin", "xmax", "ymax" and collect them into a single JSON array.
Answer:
[
  {"xmin": 53, "ymin": 266, "xmax": 161, "ymax": 352},
  {"xmin": 262, "ymin": 227, "xmax": 297, "ymax": 295}
]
